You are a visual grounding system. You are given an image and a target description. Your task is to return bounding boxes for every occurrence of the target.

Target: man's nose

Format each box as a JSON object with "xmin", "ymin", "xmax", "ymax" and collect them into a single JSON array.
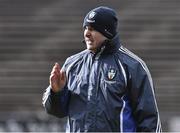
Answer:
[{"xmin": 85, "ymin": 29, "xmax": 91, "ymax": 37}]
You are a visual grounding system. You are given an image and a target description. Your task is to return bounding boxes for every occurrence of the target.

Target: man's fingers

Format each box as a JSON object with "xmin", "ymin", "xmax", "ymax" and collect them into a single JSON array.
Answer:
[
  {"xmin": 51, "ymin": 69, "xmax": 60, "ymax": 76},
  {"xmin": 50, "ymin": 63, "xmax": 61, "ymax": 85},
  {"xmin": 55, "ymin": 62, "xmax": 61, "ymax": 72},
  {"xmin": 49, "ymin": 62, "xmax": 66, "ymax": 92},
  {"xmin": 50, "ymin": 74, "xmax": 57, "ymax": 83},
  {"xmin": 51, "ymin": 63, "xmax": 61, "ymax": 76}
]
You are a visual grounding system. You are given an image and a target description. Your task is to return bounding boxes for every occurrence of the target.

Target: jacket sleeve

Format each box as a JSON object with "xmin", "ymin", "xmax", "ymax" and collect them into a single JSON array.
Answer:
[
  {"xmin": 42, "ymin": 58, "xmax": 71, "ymax": 118},
  {"xmin": 127, "ymin": 62, "xmax": 162, "ymax": 132},
  {"xmin": 42, "ymin": 85, "xmax": 70, "ymax": 118}
]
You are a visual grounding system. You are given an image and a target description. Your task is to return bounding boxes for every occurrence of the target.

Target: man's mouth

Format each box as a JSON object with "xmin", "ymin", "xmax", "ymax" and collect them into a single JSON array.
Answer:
[{"xmin": 86, "ymin": 39, "xmax": 93, "ymax": 44}]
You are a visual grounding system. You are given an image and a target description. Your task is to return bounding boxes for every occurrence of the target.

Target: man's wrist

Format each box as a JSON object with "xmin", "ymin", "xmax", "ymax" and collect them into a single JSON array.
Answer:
[{"xmin": 50, "ymin": 85, "xmax": 64, "ymax": 94}]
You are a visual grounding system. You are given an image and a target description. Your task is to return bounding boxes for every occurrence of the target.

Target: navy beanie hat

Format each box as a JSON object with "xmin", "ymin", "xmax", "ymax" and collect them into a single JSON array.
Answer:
[{"xmin": 83, "ymin": 6, "xmax": 118, "ymax": 39}]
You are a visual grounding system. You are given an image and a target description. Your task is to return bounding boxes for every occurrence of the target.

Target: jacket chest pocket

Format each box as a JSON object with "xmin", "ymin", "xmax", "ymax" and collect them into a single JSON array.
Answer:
[{"xmin": 101, "ymin": 78, "xmax": 125, "ymax": 95}]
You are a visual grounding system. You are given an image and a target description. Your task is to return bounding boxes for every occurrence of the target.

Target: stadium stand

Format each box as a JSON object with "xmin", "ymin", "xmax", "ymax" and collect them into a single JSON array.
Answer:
[{"xmin": 0, "ymin": 0, "xmax": 180, "ymax": 131}]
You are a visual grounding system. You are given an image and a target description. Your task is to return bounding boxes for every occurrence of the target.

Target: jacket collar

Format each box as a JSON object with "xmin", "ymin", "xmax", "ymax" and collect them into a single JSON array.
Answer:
[
  {"xmin": 96, "ymin": 34, "xmax": 121, "ymax": 55},
  {"xmin": 83, "ymin": 34, "xmax": 121, "ymax": 58}
]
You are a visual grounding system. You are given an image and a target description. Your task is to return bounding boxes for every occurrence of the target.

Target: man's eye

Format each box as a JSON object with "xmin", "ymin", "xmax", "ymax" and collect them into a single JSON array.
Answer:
[{"xmin": 85, "ymin": 26, "xmax": 94, "ymax": 31}]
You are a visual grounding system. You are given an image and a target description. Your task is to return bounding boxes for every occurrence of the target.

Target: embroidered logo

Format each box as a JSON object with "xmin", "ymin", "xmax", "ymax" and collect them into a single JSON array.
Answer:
[
  {"xmin": 108, "ymin": 68, "xmax": 116, "ymax": 80},
  {"xmin": 89, "ymin": 11, "xmax": 96, "ymax": 19},
  {"xmin": 86, "ymin": 11, "xmax": 96, "ymax": 23}
]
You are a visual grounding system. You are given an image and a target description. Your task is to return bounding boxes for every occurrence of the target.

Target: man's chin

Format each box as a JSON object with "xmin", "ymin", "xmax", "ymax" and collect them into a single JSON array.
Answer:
[
  {"xmin": 87, "ymin": 46, "xmax": 95, "ymax": 52},
  {"xmin": 86, "ymin": 45, "xmax": 93, "ymax": 50}
]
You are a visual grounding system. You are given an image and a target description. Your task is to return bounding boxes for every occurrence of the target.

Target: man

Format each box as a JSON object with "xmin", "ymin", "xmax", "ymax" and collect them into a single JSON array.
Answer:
[{"xmin": 42, "ymin": 6, "xmax": 162, "ymax": 132}]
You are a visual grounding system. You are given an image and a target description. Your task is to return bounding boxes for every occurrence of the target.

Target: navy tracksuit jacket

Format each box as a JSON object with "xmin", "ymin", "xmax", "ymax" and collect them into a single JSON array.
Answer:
[{"xmin": 42, "ymin": 35, "xmax": 162, "ymax": 132}]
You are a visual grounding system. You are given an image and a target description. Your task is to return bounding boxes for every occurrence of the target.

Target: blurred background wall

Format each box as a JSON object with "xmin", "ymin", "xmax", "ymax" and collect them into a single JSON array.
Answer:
[{"xmin": 0, "ymin": 0, "xmax": 180, "ymax": 132}]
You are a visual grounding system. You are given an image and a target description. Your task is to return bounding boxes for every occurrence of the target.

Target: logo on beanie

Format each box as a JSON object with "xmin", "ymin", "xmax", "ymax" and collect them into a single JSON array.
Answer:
[
  {"xmin": 89, "ymin": 11, "xmax": 96, "ymax": 19},
  {"xmin": 87, "ymin": 11, "xmax": 96, "ymax": 23}
]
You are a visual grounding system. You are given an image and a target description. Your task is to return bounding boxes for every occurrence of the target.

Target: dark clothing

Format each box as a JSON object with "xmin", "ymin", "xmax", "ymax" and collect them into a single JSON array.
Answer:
[{"xmin": 43, "ymin": 35, "xmax": 161, "ymax": 132}]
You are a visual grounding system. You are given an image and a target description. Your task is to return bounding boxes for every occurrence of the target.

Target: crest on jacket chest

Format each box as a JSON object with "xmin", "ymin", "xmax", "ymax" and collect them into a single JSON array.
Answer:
[{"xmin": 107, "ymin": 68, "xmax": 116, "ymax": 80}]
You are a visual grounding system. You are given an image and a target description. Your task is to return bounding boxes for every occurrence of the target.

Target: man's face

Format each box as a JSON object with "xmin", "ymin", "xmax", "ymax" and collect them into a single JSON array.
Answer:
[{"xmin": 84, "ymin": 26, "xmax": 107, "ymax": 53}]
